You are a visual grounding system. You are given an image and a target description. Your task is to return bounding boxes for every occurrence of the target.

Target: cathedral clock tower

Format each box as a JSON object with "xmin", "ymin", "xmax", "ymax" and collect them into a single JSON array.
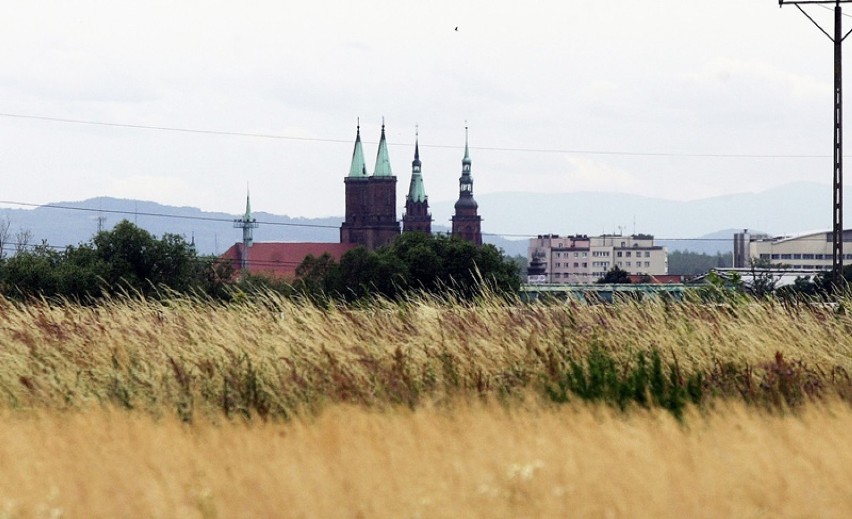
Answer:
[{"xmin": 451, "ymin": 127, "xmax": 482, "ymax": 245}]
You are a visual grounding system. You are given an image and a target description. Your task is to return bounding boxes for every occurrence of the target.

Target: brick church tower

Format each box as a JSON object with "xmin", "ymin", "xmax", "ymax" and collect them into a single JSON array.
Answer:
[
  {"xmin": 402, "ymin": 132, "xmax": 431, "ymax": 234},
  {"xmin": 451, "ymin": 127, "xmax": 482, "ymax": 245},
  {"xmin": 340, "ymin": 122, "xmax": 400, "ymax": 249}
]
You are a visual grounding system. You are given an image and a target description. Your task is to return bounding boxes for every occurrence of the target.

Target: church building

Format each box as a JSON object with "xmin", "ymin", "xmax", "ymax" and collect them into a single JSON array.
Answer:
[
  {"xmin": 340, "ymin": 122, "xmax": 481, "ymax": 249},
  {"xmin": 339, "ymin": 123, "xmax": 401, "ymax": 250},
  {"xmin": 450, "ymin": 127, "xmax": 482, "ymax": 245},
  {"xmin": 402, "ymin": 132, "xmax": 431, "ymax": 234},
  {"xmin": 223, "ymin": 122, "xmax": 484, "ymax": 279}
]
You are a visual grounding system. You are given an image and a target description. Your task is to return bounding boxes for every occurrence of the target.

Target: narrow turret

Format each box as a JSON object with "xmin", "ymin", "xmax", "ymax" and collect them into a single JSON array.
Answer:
[
  {"xmin": 451, "ymin": 126, "xmax": 482, "ymax": 245},
  {"xmin": 403, "ymin": 129, "xmax": 432, "ymax": 233}
]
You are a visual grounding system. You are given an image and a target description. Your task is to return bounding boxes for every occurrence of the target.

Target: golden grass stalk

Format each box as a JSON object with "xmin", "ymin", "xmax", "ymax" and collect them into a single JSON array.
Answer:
[
  {"xmin": 1, "ymin": 400, "xmax": 851, "ymax": 518},
  {"xmin": 0, "ymin": 293, "xmax": 851, "ymax": 417}
]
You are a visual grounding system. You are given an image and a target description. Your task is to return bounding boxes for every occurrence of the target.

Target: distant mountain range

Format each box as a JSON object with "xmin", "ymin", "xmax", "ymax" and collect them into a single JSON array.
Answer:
[
  {"xmin": 0, "ymin": 182, "xmax": 839, "ymax": 258},
  {"xmin": 432, "ymin": 181, "xmax": 837, "ymax": 252}
]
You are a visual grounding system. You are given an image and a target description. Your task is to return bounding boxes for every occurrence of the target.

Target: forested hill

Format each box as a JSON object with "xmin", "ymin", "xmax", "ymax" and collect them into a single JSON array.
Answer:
[{"xmin": 0, "ymin": 197, "xmax": 529, "ymax": 257}]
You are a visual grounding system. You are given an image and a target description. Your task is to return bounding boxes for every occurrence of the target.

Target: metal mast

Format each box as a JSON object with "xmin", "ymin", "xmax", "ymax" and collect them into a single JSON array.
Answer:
[
  {"xmin": 233, "ymin": 189, "xmax": 259, "ymax": 273},
  {"xmin": 780, "ymin": 0, "xmax": 852, "ymax": 284}
]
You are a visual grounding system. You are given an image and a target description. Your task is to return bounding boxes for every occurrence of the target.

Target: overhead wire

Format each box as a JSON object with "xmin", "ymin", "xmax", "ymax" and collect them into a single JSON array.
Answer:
[
  {"xmin": 0, "ymin": 110, "xmax": 841, "ymax": 270},
  {"xmin": 0, "ymin": 197, "xmax": 845, "ymax": 242},
  {"xmin": 0, "ymin": 111, "xmax": 837, "ymax": 159},
  {"xmin": 0, "ymin": 196, "xmax": 774, "ymax": 241}
]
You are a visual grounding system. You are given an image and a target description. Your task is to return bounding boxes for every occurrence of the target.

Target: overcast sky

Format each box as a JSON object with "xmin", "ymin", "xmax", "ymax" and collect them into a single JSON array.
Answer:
[{"xmin": 0, "ymin": 0, "xmax": 847, "ymax": 227}]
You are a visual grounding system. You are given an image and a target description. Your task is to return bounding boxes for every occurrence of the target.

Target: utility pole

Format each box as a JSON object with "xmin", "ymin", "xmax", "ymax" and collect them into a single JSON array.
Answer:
[{"xmin": 779, "ymin": 0, "xmax": 852, "ymax": 284}]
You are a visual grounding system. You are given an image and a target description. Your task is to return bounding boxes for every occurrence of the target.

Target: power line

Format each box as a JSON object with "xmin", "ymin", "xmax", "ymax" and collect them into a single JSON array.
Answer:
[
  {"xmin": 0, "ymin": 197, "xmax": 847, "ymax": 244},
  {"xmin": 0, "ymin": 199, "xmax": 339, "ymax": 229},
  {"xmin": 0, "ymin": 111, "xmax": 838, "ymax": 159},
  {"xmin": 817, "ymin": 4, "xmax": 852, "ymax": 18}
]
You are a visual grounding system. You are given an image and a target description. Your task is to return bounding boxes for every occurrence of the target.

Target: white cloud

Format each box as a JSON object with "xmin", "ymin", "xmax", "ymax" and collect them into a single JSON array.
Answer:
[{"xmin": 0, "ymin": 0, "xmax": 842, "ymax": 229}]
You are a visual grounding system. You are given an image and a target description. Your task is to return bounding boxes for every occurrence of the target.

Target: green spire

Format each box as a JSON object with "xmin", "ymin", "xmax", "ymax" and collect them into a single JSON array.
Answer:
[
  {"xmin": 407, "ymin": 132, "xmax": 427, "ymax": 203},
  {"xmin": 349, "ymin": 122, "xmax": 367, "ymax": 177},
  {"xmin": 373, "ymin": 121, "xmax": 393, "ymax": 177}
]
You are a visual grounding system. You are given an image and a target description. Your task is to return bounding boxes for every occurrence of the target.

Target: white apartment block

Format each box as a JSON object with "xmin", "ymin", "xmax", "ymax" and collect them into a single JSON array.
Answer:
[
  {"xmin": 527, "ymin": 234, "xmax": 668, "ymax": 284},
  {"xmin": 733, "ymin": 229, "xmax": 852, "ymax": 272}
]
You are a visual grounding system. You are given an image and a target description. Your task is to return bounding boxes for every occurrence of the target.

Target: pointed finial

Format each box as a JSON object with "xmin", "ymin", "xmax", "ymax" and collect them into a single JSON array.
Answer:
[
  {"xmin": 414, "ymin": 126, "xmax": 420, "ymax": 162},
  {"xmin": 357, "ymin": 116, "xmax": 360, "ymax": 134},
  {"xmin": 463, "ymin": 123, "xmax": 471, "ymax": 166}
]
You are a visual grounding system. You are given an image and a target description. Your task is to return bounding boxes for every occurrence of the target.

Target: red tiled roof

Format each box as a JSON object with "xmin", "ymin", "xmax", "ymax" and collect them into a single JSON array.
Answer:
[{"xmin": 220, "ymin": 242, "xmax": 357, "ymax": 279}]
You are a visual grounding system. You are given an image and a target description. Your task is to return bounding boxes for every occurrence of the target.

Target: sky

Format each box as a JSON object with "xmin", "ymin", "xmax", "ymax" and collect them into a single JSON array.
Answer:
[{"xmin": 0, "ymin": 0, "xmax": 848, "ymax": 229}]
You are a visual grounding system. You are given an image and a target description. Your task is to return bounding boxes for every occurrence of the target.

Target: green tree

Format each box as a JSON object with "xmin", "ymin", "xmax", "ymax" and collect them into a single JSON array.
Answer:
[
  {"xmin": 1, "ymin": 243, "xmax": 65, "ymax": 296},
  {"xmin": 293, "ymin": 253, "xmax": 343, "ymax": 297},
  {"xmin": 294, "ymin": 233, "xmax": 521, "ymax": 301},
  {"xmin": 597, "ymin": 266, "xmax": 631, "ymax": 284},
  {"xmin": 92, "ymin": 220, "xmax": 207, "ymax": 296},
  {"xmin": 0, "ymin": 220, "xmax": 219, "ymax": 300}
]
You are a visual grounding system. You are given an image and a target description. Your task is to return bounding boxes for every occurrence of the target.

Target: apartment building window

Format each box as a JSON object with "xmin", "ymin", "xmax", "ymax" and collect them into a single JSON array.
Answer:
[
  {"xmin": 780, "ymin": 254, "xmax": 792, "ymax": 260},
  {"xmin": 555, "ymin": 262, "xmax": 561, "ymax": 267},
  {"xmin": 644, "ymin": 261, "xmax": 650, "ymax": 267},
  {"xmin": 771, "ymin": 254, "xmax": 780, "ymax": 260},
  {"xmin": 815, "ymin": 254, "xmax": 825, "ymax": 260},
  {"xmin": 574, "ymin": 252, "xmax": 579, "ymax": 258},
  {"xmin": 617, "ymin": 261, "xmax": 622, "ymax": 267},
  {"xmin": 582, "ymin": 262, "xmax": 587, "ymax": 268},
  {"xmin": 760, "ymin": 254, "xmax": 770, "ymax": 259},
  {"xmin": 574, "ymin": 262, "xmax": 579, "ymax": 268},
  {"xmin": 582, "ymin": 252, "xmax": 588, "ymax": 258},
  {"xmin": 793, "ymin": 254, "xmax": 802, "ymax": 260},
  {"xmin": 626, "ymin": 251, "xmax": 632, "ymax": 258},
  {"xmin": 617, "ymin": 251, "xmax": 623, "ymax": 257},
  {"xmin": 644, "ymin": 251, "xmax": 650, "ymax": 258},
  {"xmin": 626, "ymin": 261, "xmax": 632, "ymax": 267},
  {"xmin": 803, "ymin": 254, "xmax": 815, "ymax": 260}
]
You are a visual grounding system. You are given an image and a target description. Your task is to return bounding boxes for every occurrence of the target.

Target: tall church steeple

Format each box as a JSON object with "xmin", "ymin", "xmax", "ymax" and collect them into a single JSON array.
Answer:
[
  {"xmin": 349, "ymin": 120, "xmax": 367, "ymax": 177},
  {"xmin": 340, "ymin": 119, "xmax": 400, "ymax": 249},
  {"xmin": 373, "ymin": 120, "xmax": 393, "ymax": 177},
  {"xmin": 403, "ymin": 128, "xmax": 431, "ymax": 234},
  {"xmin": 451, "ymin": 126, "xmax": 482, "ymax": 245}
]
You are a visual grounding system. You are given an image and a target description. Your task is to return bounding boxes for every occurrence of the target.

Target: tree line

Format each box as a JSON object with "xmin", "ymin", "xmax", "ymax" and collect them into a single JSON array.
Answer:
[{"xmin": 0, "ymin": 220, "xmax": 520, "ymax": 302}]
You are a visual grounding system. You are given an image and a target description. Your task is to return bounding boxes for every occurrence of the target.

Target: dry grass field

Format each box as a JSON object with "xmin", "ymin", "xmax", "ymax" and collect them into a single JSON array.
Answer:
[
  {"xmin": 1, "ymin": 293, "xmax": 852, "ymax": 517},
  {"xmin": 1, "ymin": 402, "xmax": 852, "ymax": 518},
  {"xmin": 1, "ymin": 293, "xmax": 852, "ymax": 416}
]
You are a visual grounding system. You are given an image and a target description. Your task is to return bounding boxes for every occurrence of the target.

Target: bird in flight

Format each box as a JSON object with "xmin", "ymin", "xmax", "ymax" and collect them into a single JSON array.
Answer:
[{"xmin": 454, "ymin": 26, "xmax": 458, "ymax": 31}]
